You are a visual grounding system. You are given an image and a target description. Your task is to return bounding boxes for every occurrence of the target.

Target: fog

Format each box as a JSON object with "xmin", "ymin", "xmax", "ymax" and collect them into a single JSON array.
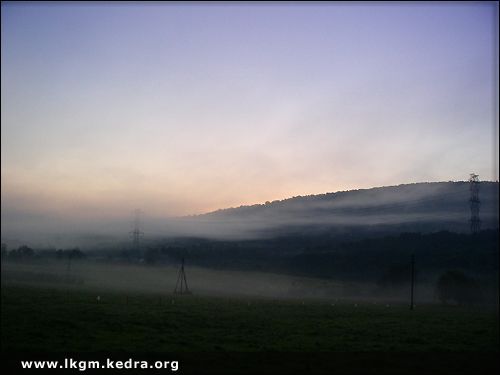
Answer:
[
  {"xmin": 1, "ymin": 182, "xmax": 498, "ymax": 248},
  {"xmin": 135, "ymin": 181, "xmax": 500, "ymax": 240},
  {"xmin": 1, "ymin": 259, "xmax": 443, "ymax": 304}
]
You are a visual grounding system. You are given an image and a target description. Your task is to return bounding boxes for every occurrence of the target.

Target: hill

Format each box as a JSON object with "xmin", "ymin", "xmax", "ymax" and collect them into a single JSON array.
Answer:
[{"xmin": 176, "ymin": 181, "xmax": 499, "ymax": 238}]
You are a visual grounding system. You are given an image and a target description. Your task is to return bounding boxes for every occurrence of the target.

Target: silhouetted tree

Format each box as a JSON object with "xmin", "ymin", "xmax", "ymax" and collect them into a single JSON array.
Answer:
[
  {"xmin": 436, "ymin": 270, "xmax": 482, "ymax": 306},
  {"xmin": 144, "ymin": 248, "xmax": 160, "ymax": 264},
  {"xmin": 69, "ymin": 248, "xmax": 85, "ymax": 259},
  {"xmin": 8, "ymin": 245, "xmax": 35, "ymax": 260},
  {"xmin": 377, "ymin": 264, "xmax": 412, "ymax": 288}
]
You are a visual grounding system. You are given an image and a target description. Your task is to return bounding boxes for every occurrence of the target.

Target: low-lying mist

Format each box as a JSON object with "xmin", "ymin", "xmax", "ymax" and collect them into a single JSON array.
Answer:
[
  {"xmin": 2, "ymin": 181, "xmax": 498, "ymax": 248},
  {"xmin": 1, "ymin": 259, "xmax": 448, "ymax": 304}
]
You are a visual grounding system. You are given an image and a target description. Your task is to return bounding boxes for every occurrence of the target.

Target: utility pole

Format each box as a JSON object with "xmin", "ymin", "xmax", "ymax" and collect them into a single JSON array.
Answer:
[
  {"xmin": 130, "ymin": 209, "xmax": 144, "ymax": 258},
  {"xmin": 174, "ymin": 257, "xmax": 191, "ymax": 294},
  {"xmin": 66, "ymin": 251, "xmax": 72, "ymax": 283},
  {"xmin": 410, "ymin": 254, "xmax": 415, "ymax": 310},
  {"xmin": 469, "ymin": 173, "xmax": 481, "ymax": 234}
]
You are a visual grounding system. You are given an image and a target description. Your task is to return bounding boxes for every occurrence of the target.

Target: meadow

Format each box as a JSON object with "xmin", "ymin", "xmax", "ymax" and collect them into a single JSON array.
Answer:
[
  {"xmin": 1, "ymin": 260, "xmax": 499, "ymax": 374},
  {"xmin": 2, "ymin": 284, "xmax": 499, "ymax": 353}
]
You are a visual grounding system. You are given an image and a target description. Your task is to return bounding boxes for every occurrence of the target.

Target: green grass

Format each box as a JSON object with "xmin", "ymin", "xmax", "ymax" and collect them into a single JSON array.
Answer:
[{"xmin": 1, "ymin": 284, "xmax": 498, "ymax": 352}]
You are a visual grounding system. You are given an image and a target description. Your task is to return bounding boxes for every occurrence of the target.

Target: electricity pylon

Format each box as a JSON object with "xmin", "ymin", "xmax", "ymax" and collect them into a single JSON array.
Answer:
[
  {"xmin": 469, "ymin": 174, "xmax": 481, "ymax": 234},
  {"xmin": 174, "ymin": 258, "xmax": 191, "ymax": 294}
]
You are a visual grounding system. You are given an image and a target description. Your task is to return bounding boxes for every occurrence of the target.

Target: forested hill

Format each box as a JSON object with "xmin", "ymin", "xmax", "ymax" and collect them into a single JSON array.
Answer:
[{"xmin": 180, "ymin": 182, "xmax": 498, "ymax": 238}]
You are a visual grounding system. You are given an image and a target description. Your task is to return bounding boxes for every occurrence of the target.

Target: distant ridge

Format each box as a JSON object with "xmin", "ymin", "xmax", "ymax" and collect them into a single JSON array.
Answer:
[{"xmin": 177, "ymin": 182, "xmax": 499, "ymax": 238}]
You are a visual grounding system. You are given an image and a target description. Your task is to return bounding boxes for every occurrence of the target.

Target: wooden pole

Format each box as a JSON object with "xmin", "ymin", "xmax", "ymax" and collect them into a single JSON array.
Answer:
[{"xmin": 410, "ymin": 254, "xmax": 415, "ymax": 310}]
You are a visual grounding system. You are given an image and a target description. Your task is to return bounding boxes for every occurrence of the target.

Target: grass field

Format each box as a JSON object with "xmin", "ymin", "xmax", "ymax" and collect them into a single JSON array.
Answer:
[
  {"xmin": 2, "ymin": 272, "xmax": 499, "ymax": 375},
  {"xmin": 2, "ymin": 284, "xmax": 498, "ymax": 353}
]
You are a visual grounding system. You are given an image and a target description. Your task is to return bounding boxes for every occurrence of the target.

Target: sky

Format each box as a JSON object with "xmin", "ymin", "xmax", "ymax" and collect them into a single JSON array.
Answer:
[{"xmin": 1, "ymin": 2, "xmax": 498, "ymax": 239}]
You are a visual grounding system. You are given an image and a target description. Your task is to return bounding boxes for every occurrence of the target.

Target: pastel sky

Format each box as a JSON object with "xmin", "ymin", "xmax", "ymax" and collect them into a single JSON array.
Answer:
[{"xmin": 1, "ymin": 2, "xmax": 498, "ymax": 232}]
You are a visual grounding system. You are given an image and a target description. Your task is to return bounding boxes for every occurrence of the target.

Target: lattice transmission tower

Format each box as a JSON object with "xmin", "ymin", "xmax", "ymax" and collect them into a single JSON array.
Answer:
[
  {"xmin": 469, "ymin": 173, "xmax": 481, "ymax": 234},
  {"xmin": 174, "ymin": 258, "xmax": 191, "ymax": 294}
]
